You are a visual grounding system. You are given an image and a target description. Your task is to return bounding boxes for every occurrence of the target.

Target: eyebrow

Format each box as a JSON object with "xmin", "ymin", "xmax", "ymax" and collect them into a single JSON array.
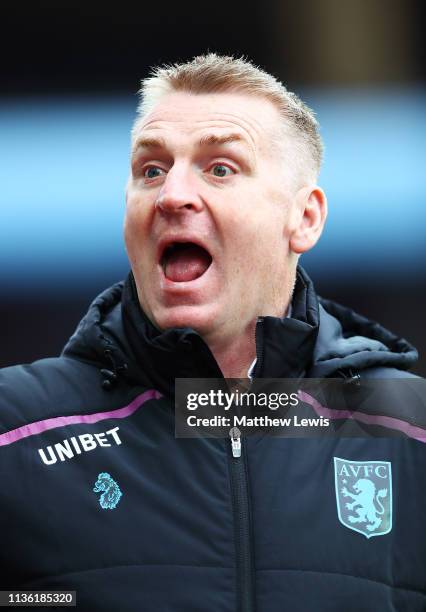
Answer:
[
  {"xmin": 133, "ymin": 133, "xmax": 251, "ymax": 153},
  {"xmin": 198, "ymin": 133, "xmax": 250, "ymax": 148},
  {"xmin": 133, "ymin": 136, "xmax": 167, "ymax": 151}
]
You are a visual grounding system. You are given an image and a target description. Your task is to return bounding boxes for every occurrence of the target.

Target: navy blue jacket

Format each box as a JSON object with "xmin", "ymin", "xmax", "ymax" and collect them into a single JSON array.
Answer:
[{"xmin": 0, "ymin": 268, "xmax": 424, "ymax": 611}]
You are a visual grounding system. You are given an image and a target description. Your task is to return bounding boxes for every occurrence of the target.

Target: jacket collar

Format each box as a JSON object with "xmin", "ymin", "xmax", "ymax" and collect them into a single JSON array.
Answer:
[{"xmin": 121, "ymin": 267, "xmax": 320, "ymax": 395}]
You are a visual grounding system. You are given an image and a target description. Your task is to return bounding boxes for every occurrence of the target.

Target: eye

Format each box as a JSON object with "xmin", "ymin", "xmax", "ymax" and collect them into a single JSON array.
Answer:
[
  {"xmin": 210, "ymin": 164, "xmax": 234, "ymax": 178},
  {"xmin": 143, "ymin": 166, "xmax": 166, "ymax": 180}
]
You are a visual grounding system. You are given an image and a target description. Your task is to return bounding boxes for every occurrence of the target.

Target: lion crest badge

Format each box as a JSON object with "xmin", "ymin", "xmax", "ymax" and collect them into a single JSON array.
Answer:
[{"xmin": 333, "ymin": 457, "xmax": 392, "ymax": 538}]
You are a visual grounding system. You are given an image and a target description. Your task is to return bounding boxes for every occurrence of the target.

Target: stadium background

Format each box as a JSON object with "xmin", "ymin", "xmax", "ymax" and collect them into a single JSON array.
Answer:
[{"xmin": 1, "ymin": 1, "xmax": 425, "ymax": 374}]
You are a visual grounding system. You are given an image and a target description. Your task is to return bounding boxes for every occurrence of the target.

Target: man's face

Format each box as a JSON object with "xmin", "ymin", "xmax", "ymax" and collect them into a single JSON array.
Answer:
[{"xmin": 125, "ymin": 91, "xmax": 298, "ymax": 341}]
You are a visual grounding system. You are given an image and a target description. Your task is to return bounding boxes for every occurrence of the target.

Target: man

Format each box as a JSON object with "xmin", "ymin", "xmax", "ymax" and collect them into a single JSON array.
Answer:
[
  {"xmin": 0, "ymin": 54, "xmax": 424, "ymax": 611},
  {"xmin": 125, "ymin": 55, "xmax": 326, "ymax": 382}
]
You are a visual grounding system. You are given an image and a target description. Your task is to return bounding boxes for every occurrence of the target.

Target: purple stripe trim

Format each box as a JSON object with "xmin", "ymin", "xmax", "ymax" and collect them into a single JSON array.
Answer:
[
  {"xmin": 0, "ymin": 389, "xmax": 162, "ymax": 447},
  {"xmin": 298, "ymin": 390, "xmax": 426, "ymax": 443}
]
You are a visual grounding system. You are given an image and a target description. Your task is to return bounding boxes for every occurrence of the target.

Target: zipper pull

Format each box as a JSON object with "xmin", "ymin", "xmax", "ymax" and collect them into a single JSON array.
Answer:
[{"xmin": 229, "ymin": 427, "xmax": 242, "ymax": 458}]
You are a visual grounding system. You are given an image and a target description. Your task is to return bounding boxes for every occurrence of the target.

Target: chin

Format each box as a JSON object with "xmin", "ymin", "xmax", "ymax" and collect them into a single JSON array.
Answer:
[{"xmin": 153, "ymin": 304, "xmax": 219, "ymax": 334}]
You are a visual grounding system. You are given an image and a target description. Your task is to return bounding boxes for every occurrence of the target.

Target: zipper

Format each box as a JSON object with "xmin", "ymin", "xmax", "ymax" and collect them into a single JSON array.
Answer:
[
  {"xmin": 230, "ymin": 426, "xmax": 242, "ymax": 458},
  {"xmin": 228, "ymin": 427, "xmax": 255, "ymax": 612}
]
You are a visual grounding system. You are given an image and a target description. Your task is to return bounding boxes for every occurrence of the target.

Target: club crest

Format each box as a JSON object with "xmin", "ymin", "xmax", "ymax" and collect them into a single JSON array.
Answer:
[{"xmin": 333, "ymin": 457, "xmax": 392, "ymax": 538}]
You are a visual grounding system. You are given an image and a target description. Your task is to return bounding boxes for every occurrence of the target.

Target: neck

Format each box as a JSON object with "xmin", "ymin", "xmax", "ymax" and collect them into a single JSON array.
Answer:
[
  {"xmin": 205, "ymin": 290, "xmax": 295, "ymax": 378},
  {"xmin": 205, "ymin": 324, "xmax": 257, "ymax": 379}
]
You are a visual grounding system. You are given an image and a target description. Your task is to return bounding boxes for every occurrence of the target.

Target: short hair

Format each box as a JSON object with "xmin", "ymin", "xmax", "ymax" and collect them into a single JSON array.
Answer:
[{"xmin": 132, "ymin": 53, "xmax": 323, "ymax": 185}]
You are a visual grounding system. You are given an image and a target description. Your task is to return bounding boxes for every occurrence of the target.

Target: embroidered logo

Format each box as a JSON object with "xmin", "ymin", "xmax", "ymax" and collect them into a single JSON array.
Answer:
[
  {"xmin": 93, "ymin": 472, "xmax": 122, "ymax": 510},
  {"xmin": 333, "ymin": 457, "xmax": 392, "ymax": 538}
]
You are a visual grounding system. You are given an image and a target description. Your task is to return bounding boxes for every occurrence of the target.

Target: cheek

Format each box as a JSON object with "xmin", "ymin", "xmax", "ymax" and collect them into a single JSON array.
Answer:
[
  {"xmin": 227, "ymin": 206, "xmax": 287, "ymax": 255},
  {"xmin": 123, "ymin": 212, "xmax": 138, "ymax": 260},
  {"xmin": 230, "ymin": 220, "xmax": 290, "ymax": 286},
  {"xmin": 124, "ymin": 224, "xmax": 150, "ymax": 278},
  {"xmin": 124, "ymin": 194, "xmax": 151, "ymax": 249}
]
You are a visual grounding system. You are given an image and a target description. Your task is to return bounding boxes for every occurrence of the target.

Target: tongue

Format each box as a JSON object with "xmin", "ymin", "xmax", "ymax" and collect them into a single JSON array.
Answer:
[{"xmin": 164, "ymin": 244, "xmax": 211, "ymax": 282}]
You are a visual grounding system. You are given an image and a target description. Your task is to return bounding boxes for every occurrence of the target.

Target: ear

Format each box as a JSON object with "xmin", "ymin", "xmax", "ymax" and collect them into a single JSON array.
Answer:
[{"xmin": 289, "ymin": 186, "xmax": 327, "ymax": 254}]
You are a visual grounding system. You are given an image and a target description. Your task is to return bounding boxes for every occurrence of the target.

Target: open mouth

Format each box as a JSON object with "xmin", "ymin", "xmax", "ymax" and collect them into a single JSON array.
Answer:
[{"xmin": 160, "ymin": 242, "xmax": 213, "ymax": 283}]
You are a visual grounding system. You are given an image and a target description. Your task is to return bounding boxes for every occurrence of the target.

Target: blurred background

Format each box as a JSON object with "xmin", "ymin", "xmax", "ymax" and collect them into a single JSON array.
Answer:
[{"xmin": 1, "ymin": 0, "xmax": 425, "ymax": 374}]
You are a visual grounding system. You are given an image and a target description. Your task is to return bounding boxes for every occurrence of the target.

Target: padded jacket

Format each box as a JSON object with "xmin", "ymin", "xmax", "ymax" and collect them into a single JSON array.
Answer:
[{"xmin": 0, "ymin": 267, "xmax": 424, "ymax": 612}]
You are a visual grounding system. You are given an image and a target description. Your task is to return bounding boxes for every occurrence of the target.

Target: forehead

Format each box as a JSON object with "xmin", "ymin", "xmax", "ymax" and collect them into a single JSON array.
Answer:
[{"xmin": 133, "ymin": 91, "xmax": 282, "ymax": 154}]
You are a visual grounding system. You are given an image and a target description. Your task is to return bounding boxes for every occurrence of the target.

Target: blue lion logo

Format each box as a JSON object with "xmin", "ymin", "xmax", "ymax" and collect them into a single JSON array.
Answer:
[{"xmin": 93, "ymin": 472, "xmax": 122, "ymax": 510}]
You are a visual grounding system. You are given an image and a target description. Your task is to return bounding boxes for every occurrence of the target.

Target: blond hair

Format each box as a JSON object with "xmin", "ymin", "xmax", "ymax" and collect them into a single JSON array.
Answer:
[{"xmin": 133, "ymin": 53, "xmax": 323, "ymax": 185}]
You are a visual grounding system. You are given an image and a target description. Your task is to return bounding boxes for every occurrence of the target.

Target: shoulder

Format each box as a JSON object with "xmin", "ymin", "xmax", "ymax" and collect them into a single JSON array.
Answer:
[
  {"xmin": 354, "ymin": 366, "xmax": 425, "ymax": 433},
  {"xmin": 0, "ymin": 355, "xmax": 104, "ymax": 433},
  {"xmin": 360, "ymin": 366, "xmax": 421, "ymax": 379}
]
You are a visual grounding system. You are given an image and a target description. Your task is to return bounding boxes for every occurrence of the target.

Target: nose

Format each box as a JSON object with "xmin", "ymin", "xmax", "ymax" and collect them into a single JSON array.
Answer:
[{"xmin": 155, "ymin": 164, "xmax": 203, "ymax": 214}]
